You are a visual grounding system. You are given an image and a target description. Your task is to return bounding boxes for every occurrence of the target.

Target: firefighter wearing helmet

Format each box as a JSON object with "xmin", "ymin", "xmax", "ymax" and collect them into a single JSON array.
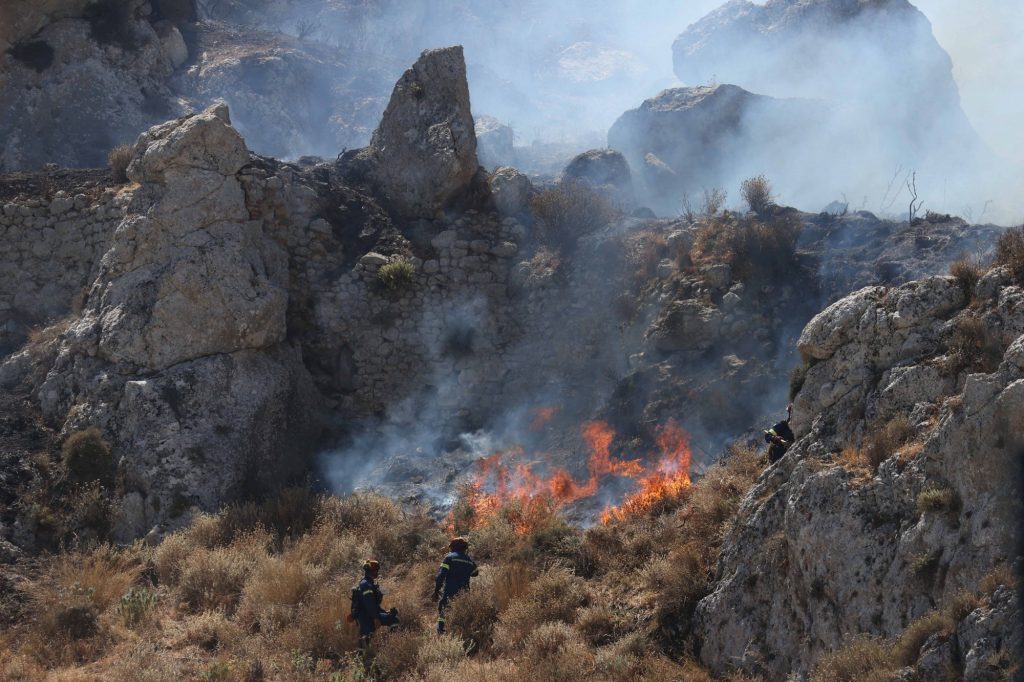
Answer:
[
  {"xmin": 432, "ymin": 537, "xmax": 478, "ymax": 634},
  {"xmin": 348, "ymin": 559, "xmax": 399, "ymax": 649}
]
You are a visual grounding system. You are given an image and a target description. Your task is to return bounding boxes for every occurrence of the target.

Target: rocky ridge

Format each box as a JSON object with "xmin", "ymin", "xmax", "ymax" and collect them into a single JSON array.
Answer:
[{"xmin": 694, "ymin": 271, "xmax": 1024, "ymax": 678}]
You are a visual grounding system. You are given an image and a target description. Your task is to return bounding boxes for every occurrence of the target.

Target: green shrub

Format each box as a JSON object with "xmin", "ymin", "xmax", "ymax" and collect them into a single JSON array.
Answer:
[
  {"xmin": 377, "ymin": 258, "xmax": 415, "ymax": 290},
  {"xmin": 740, "ymin": 174, "xmax": 773, "ymax": 214},
  {"xmin": 994, "ymin": 225, "xmax": 1024, "ymax": 282},
  {"xmin": 61, "ymin": 427, "xmax": 115, "ymax": 486},
  {"xmin": 108, "ymin": 144, "xmax": 134, "ymax": 184},
  {"xmin": 916, "ymin": 485, "xmax": 960, "ymax": 515},
  {"xmin": 117, "ymin": 587, "xmax": 157, "ymax": 628}
]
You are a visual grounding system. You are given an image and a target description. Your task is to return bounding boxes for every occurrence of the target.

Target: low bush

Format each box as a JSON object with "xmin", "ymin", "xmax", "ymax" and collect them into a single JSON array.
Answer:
[
  {"xmin": 531, "ymin": 179, "xmax": 620, "ymax": 247},
  {"xmin": 61, "ymin": 427, "xmax": 115, "ymax": 486},
  {"xmin": 915, "ymin": 485, "xmax": 959, "ymax": 515},
  {"xmin": 862, "ymin": 417, "xmax": 914, "ymax": 471},
  {"xmin": 945, "ymin": 314, "xmax": 1002, "ymax": 374},
  {"xmin": 108, "ymin": 144, "xmax": 134, "ymax": 184},
  {"xmin": 377, "ymin": 257, "xmax": 415, "ymax": 290},
  {"xmin": 116, "ymin": 588, "xmax": 157, "ymax": 628},
  {"xmin": 994, "ymin": 225, "xmax": 1024, "ymax": 282},
  {"xmin": 949, "ymin": 253, "xmax": 984, "ymax": 297},
  {"xmin": 740, "ymin": 174, "xmax": 773, "ymax": 214},
  {"xmin": 810, "ymin": 635, "xmax": 895, "ymax": 682},
  {"xmin": 691, "ymin": 213, "xmax": 801, "ymax": 283},
  {"xmin": 893, "ymin": 609, "xmax": 954, "ymax": 666}
]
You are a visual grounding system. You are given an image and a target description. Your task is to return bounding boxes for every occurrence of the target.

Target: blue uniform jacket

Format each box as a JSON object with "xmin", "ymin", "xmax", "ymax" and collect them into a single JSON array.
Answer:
[
  {"xmin": 435, "ymin": 550, "xmax": 478, "ymax": 598},
  {"xmin": 356, "ymin": 576, "xmax": 387, "ymax": 629}
]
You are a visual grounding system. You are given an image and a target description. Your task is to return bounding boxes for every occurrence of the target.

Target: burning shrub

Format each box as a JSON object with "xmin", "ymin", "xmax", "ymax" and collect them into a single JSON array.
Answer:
[
  {"xmin": 740, "ymin": 174, "xmax": 773, "ymax": 214},
  {"xmin": 994, "ymin": 225, "xmax": 1024, "ymax": 282},
  {"xmin": 108, "ymin": 144, "xmax": 134, "ymax": 184},
  {"xmin": 377, "ymin": 257, "xmax": 415, "ymax": 290},
  {"xmin": 530, "ymin": 179, "xmax": 620, "ymax": 247}
]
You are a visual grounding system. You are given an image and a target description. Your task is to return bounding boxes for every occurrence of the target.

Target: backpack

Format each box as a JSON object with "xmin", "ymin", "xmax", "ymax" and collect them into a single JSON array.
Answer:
[{"xmin": 347, "ymin": 586, "xmax": 361, "ymax": 623}]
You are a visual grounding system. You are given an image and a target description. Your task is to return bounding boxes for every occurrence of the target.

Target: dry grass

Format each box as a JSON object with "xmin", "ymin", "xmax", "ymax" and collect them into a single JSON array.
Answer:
[
  {"xmin": 811, "ymin": 636, "xmax": 896, "ymax": 682},
  {"xmin": 861, "ymin": 416, "xmax": 915, "ymax": 471},
  {"xmin": 3, "ymin": 458, "xmax": 774, "ymax": 681},
  {"xmin": 377, "ymin": 257, "xmax": 415, "ymax": 291},
  {"xmin": 945, "ymin": 314, "xmax": 1003, "ymax": 374},
  {"xmin": 915, "ymin": 485, "xmax": 960, "ymax": 515}
]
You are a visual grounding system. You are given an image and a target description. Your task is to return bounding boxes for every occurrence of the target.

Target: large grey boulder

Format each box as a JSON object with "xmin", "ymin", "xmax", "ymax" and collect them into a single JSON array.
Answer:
[
  {"xmin": 15, "ymin": 105, "xmax": 320, "ymax": 537},
  {"xmin": 693, "ymin": 274, "xmax": 1024, "ymax": 678},
  {"xmin": 360, "ymin": 46, "xmax": 479, "ymax": 220},
  {"xmin": 562, "ymin": 148, "xmax": 634, "ymax": 209},
  {"xmin": 608, "ymin": 85, "xmax": 821, "ymax": 214}
]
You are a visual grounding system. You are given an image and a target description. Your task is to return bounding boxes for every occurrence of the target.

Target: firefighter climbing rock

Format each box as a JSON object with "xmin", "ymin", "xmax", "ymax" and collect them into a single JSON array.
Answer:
[
  {"xmin": 348, "ymin": 559, "xmax": 399, "ymax": 648},
  {"xmin": 432, "ymin": 537, "xmax": 478, "ymax": 634},
  {"xmin": 764, "ymin": 404, "xmax": 795, "ymax": 464}
]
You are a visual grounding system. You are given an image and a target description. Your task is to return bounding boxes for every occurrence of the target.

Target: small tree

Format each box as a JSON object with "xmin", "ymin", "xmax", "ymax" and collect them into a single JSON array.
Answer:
[{"xmin": 740, "ymin": 174, "xmax": 773, "ymax": 214}]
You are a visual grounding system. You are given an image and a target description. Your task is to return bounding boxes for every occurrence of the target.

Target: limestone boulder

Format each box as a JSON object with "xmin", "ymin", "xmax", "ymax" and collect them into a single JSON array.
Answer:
[
  {"xmin": 363, "ymin": 46, "xmax": 479, "ymax": 220},
  {"xmin": 488, "ymin": 166, "xmax": 534, "ymax": 218},
  {"xmin": 562, "ymin": 148, "xmax": 634, "ymax": 209},
  {"xmin": 475, "ymin": 115, "xmax": 516, "ymax": 169}
]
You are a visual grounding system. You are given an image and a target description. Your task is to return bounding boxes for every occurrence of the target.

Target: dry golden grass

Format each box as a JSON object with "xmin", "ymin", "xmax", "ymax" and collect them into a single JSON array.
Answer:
[
  {"xmin": 949, "ymin": 253, "xmax": 985, "ymax": 297},
  {"xmin": 994, "ymin": 225, "xmax": 1024, "ymax": 282}
]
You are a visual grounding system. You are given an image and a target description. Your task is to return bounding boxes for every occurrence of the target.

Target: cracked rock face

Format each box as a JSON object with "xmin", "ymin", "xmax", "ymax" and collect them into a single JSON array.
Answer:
[
  {"xmin": 693, "ymin": 275, "xmax": 1024, "ymax": 678},
  {"xmin": 16, "ymin": 105, "xmax": 320, "ymax": 538},
  {"xmin": 363, "ymin": 45, "xmax": 479, "ymax": 220}
]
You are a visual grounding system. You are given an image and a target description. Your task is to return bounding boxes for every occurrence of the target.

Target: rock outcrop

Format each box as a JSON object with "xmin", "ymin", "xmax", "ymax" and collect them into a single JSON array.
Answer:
[
  {"xmin": 694, "ymin": 274, "xmax": 1024, "ymax": 678},
  {"xmin": 608, "ymin": 85, "xmax": 821, "ymax": 214},
  {"xmin": 0, "ymin": 1, "xmax": 191, "ymax": 170},
  {"xmin": 349, "ymin": 46, "xmax": 479, "ymax": 220},
  {"xmin": 561, "ymin": 148, "xmax": 634, "ymax": 209},
  {"xmin": 4, "ymin": 105, "xmax": 321, "ymax": 538},
  {"xmin": 475, "ymin": 115, "xmax": 516, "ymax": 169}
]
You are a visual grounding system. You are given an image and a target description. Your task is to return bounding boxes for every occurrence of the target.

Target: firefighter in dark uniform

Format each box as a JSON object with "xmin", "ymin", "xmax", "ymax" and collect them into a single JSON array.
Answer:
[
  {"xmin": 432, "ymin": 537, "xmax": 478, "ymax": 634},
  {"xmin": 349, "ymin": 559, "xmax": 398, "ymax": 650},
  {"xmin": 764, "ymin": 404, "xmax": 796, "ymax": 464}
]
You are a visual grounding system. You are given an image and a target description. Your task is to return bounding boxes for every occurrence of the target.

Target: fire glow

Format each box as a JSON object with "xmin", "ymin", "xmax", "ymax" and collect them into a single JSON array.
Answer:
[{"xmin": 453, "ymin": 414, "xmax": 693, "ymax": 532}]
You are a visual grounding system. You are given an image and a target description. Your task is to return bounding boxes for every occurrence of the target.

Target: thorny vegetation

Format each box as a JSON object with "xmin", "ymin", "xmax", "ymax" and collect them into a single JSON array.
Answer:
[{"xmin": 0, "ymin": 446, "xmax": 766, "ymax": 681}]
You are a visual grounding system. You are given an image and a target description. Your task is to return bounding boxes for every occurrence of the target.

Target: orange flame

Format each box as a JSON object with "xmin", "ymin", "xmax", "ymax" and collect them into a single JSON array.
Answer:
[
  {"xmin": 529, "ymin": 406, "xmax": 559, "ymax": 432},
  {"xmin": 448, "ymin": 419, "xmax": 693, "ymax": 534}
]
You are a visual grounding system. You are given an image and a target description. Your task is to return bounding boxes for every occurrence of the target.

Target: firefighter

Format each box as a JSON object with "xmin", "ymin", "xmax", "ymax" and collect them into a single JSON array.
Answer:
[
  {"xmin": 348, "ymin": 559, "xmax": 399, "ymax": 650},
  {"xmin": 764, "ymin": 404, "xmax": 795, "ymax": 464},
  {"xmin": 432, "ymin": 537, "xmax": 478, "ymax": 634}
]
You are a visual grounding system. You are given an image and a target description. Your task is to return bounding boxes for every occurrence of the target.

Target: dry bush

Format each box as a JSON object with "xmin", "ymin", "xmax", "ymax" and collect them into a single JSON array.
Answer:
[
  {"xmin": 947, "ymin": 589, "xmax": 983, "ymax": 622},
  {"xmin": 181, "ymin": 610, "xmax": 242, "ymax": 652},
  {"xmin": 810, "ymin": 635, "xmax": 895, "ymax": 682},
  {"xmin": 413, "ymin": 634, "xmax": 468, "ymax": 675},
  {"xmin": 645, "ymin": 543, "xmax": 706, "ymax": 646},
  {"xmin": 279, "ymin": 579, "xmax": 360, "ymax": 659},
  {"xmin": 374, "ymin": 629, "xmax": 429, "ymax": 679},
  {"xmin": 979, "ymin": 564, "xmax": 1017, "ymax": 595},
  {"xmin": 61, "ymin": 427, "xmax": 114, "ymax": 486},
  {"xmin": 493, "ymin": 562, "xmax": 533, "ymax": 613},
  {"xmin": 915, "ymin": 485, "xmax": 959, "ymax": 515},
  {"xmin": 576, "ymin": 605, "xmax": 622, "ymax": 647},
  {"xmin": 862, "ymin": 417, "xmax": 914, "ymax": 471},
  {"xmin": 994, "ymin": 225, "xmax": 1024, "ymax": 282},
  {"xmin": 177, "ymin": 532, "xmax": 267, "ymax": 613},
  {"xmin": 945, "ymin": 314, "xmax": 1002, "ymax": 374},
  {"xmin": 420, "ymin": 658, "xmax": 521, "ymax": 682},
  {"xmin": 691, "ymin": 213, "xmax": 801, "ymax": 283},
  {"xmin": 627, "ymin": 230, "xmax": 669, "ymax": 281},
  {"xmin": 237, "ymin": 556, "xmax": 324, "ymax": 629},
  {"xmin": 108, "ymin": 143, "xmax": 134, "ymax": 184},
  {"xmin": 106, "ymin": 642, "xmax": 181, "ymax": 682},
  {"xmin": 740, "ymin": 174, "xmax": 773, "ymax": 214},
  {"xmin": 531, "ymin": 179, "xmax": 620, "ymax": 246},
  {"xmin": 446, "ymin": 580, "xmax": 499, "ymax": 652},
  {"xmin": 492, "ymin": 567, "xmax": 586, "ymax": 653},
  {"xmin": 893, "ymin": 609, "xmax": 955, "ymax": 666},
  {"xmin": 520, "ymin": 621, "xmax": 595, "ymax": 682},
  {"xmin": 949, "ymin": 254, "xmax": 985, "ymax": 297},
  {"xmin": 701, "ymin": 187, "xmax": 727, "ymax": 217},
  {"xmin": 27, "ymin": 316, "xmax": 72, "ymax": 349}
]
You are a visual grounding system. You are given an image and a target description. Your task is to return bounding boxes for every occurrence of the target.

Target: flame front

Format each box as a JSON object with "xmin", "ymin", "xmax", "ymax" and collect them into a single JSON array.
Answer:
[{"xmin": 450, "ymin": 416, "xmax": 693, "ymax": 533}]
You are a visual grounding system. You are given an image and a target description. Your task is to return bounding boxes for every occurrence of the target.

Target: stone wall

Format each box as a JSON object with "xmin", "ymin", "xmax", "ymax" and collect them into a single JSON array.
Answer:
[{"xmin": 0, "ymin": 190, "xmax": 124, "ymax": 354}]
